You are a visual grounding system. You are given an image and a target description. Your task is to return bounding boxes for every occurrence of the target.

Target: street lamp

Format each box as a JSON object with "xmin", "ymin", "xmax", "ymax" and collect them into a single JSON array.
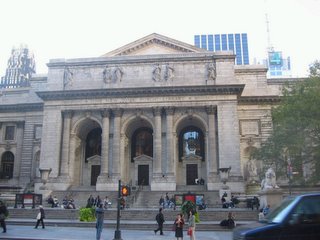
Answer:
[{"xmin": 114, "ymin": 180, "xmax": 122, "ymax": 240}]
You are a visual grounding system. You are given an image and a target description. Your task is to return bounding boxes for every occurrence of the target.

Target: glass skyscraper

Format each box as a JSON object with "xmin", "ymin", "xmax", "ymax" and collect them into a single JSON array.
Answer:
[{"xmin": 194, "ymin": 34, "xmax": 249, "ymax": 65}]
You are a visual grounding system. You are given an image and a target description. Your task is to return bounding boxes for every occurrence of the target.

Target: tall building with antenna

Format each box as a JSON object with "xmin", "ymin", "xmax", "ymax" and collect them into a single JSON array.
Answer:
[{"xmin": 264, "ymin": 8, "xmax": 291, "ymax": 77}]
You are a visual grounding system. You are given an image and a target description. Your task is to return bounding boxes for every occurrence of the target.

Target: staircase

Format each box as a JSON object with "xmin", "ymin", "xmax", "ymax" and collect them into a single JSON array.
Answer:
[
  {"xmin": 132, "ymin": 187, "xmax": 220, "ymax": 208},
  {"xmin": 6, "ymin": 207, "xmax": 258, "ymax": 231}
]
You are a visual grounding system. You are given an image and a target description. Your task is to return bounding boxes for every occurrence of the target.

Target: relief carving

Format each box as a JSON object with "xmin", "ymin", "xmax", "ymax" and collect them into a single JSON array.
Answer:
[
  {"xmin": 63, "ymin": 67, "xmax": 73, "ymax": 88},
  {"xmin": 206, "ymin": 62, "xmax": 216, "ymax": 83},
  {"xmin": 152, "ymin": 64, "xmax": 174, "ymax": 82},
  {"xmin": 103, "ymin": 65, "xmax": 124, "ymax": 83}
]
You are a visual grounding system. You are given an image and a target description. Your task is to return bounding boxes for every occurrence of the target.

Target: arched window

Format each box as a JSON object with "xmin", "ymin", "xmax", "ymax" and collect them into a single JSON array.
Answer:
[
  {"xmin": 1, "ymin": 151, "xmax": 14, "ymax": 179},
  {"xmin": 179, "ymin": 126, "xmax": 205, "ymax": 161},
  {"xmin": 85, "ymin": 128, "xmax": 102, "ymax": 161},
  {"xmin": 131, "ymin": 128, "xmax": 153, "ymax": 162}
]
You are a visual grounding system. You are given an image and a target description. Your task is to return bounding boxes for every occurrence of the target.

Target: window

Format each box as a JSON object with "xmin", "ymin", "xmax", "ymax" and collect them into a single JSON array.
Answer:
[
  {"xmin": 5, "ymin": 126, "xmax": 15, "ymax": 140},
  {"xmin": 1, "ymin": 151, "xmax": 14, "ymax": 179},
  {"xmin": 179, "ymin": 126, "xmax": 205, "ymax": 161},
  {"xmin": 131, "ymin": 128, "xmax": 153, "ymax": 162},
  {"xmin": 34, "ymin": 125, "xmax": 42, "ymax": 140}
]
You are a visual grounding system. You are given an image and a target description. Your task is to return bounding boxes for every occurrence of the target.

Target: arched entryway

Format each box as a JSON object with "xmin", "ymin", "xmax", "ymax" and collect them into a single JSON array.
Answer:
[
  {"xmin": 123, "ymin": 115, "xmax": 154, "ymax": 187},
  {"xmin": 72, "ymin": 118, "xmax": 102, "ymax": 187},
  {"xmin": 175, "ymin": 115, "xmax": 207, "ymax": 186}
]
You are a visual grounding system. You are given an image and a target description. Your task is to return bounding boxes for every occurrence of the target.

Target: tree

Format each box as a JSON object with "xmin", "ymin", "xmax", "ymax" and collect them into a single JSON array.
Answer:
[{"xmin": 253, "ymin": 61, "xmax": 320, "ymax": 184}]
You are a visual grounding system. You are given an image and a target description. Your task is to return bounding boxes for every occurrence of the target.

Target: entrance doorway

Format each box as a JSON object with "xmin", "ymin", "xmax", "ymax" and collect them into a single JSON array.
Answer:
[
  {"xmin": 138, "ymin": 165, "xmax": 149, "ymax": 186},
  {"xmin": 91, "ymin": 165, "xmax": 101, "ymax": 186},
  {"xmin": 186, "ymin": 164, "xmax": 198, "ymax": 185}
]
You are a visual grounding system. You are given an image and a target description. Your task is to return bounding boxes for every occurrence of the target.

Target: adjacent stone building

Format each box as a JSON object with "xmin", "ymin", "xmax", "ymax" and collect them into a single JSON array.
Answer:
[{"xmin": 0, "ymin": 33, "xmax": 283, "ymax": 194}]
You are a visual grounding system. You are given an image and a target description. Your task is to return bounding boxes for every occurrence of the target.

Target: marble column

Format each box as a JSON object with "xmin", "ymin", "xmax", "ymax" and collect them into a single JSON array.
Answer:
[
  {"xmin": 165, "ymin": 107, "xmax": 174, "ymax": 176},
  {"xmin": 60, "ymin": 111, "xmax": 72, "ymax": 176},
  {"xmin": 100, "ymin": 109, "xmax": 110, "ymax": 176},
  {"xmin": 112, "ymin": 108, "xmax": 122, "ymax": 179},
  {"xmin": 96, "ymin": 109, "xmax": 112, "ymax": 190},
  {"xmin": 206, "ymin": 105, "xmax": 218, "ymax": 176},
  {"xmin": 153, "ymin": 107, "xmax": 162, "ymax": 177}
]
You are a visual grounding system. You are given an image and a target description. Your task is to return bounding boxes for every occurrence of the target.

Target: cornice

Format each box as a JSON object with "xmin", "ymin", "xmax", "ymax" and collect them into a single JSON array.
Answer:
[
  {"xmin": 47, "ymin": 52, "xmax": 235, "ymax": 68},
  {"xmin": 36, "ymin": 85, "xmax": 245, "ymax": 101},
  {"xmin": 239, "ymin": 96, "xmax": 280, "ymax": 104},
  {"xmin": 118, "ymin": 39, "xmax": 194, "ymax": 55},
  {"xmin": 0, "ymin": 103, "xmax": 43, "ymax": 112}
]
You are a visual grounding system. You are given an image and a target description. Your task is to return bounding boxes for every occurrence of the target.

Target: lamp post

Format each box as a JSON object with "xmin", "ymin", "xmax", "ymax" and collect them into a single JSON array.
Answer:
[
  {"xmin": 113, "ymin": 179, "xmax": 122, "ymax": 240},
  {"xmin": 287, "ymin": 163, "xmax": 293, "ymax": 195}
]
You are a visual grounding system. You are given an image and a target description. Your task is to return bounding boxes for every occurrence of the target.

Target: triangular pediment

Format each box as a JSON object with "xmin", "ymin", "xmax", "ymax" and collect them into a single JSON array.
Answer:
[
  {"xmin": 133, "ymin": 154, "xmax": 153, "ymax": 162},
  {"xmin": 181, "ymin": 154, "xmax": 202, "ymax": 161},
  {"xmin": 101, "ymin": 33, "xmax": 207, "ymax": 57},
  {"xmin": 87, "ymin": 155, "xmax": 101, "ymax": 163}
]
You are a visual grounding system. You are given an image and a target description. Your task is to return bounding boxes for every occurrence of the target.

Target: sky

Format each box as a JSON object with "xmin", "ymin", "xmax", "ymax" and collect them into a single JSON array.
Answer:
[{"xmin": 0, "ymin": 0, "xmax": 319, "ymax": 77}]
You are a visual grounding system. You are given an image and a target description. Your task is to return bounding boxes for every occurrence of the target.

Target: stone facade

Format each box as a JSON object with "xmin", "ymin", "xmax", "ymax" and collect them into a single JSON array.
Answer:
[{"xmin": 0, "ymin": 33, "xmax": 285, "ymax": 194}]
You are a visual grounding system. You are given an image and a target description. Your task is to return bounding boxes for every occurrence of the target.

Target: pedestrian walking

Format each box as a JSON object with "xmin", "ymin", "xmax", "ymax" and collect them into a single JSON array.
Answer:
[
  {"xmin": 174, "ymin": 213, "xmax": 184, "ymax": 240},
  {"xmin": 34, "ymin": 205, "xmax": 45, "ymax": 229},
  {"xmin": 0, "ymin": 201, "xmax": 8, "ymax": 233},
  {"xmin": 154, "ymin": 207, "xmax": 165, "ymax": 235},
  {"xmin": 188, "ymin": 210, "xmax": 196, "ymax": 240},
  {"xmin": 95, "ymin": 203, "xmax": 104, "ymax": 240}
]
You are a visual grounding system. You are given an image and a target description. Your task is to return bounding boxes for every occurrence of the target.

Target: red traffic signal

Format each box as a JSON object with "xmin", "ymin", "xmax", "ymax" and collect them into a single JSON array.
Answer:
[{"xmin": 121, "ymin": 185, "xmax": 130, "ymax": 197}]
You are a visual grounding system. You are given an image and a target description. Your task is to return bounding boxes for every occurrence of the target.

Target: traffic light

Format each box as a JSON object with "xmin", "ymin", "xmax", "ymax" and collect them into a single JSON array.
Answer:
[{"xmin": 121, "ymin": 185, "xmax": 130, "ymax": 197}]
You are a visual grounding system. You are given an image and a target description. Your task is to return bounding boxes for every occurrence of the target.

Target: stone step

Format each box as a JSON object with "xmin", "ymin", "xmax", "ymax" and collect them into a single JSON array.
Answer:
[
  {"xmin": 6, "ymin": 218, "xmax": 254, "ymax": 231},
  {"xmin": 7, "ymin": 208, "xmax": 259, "ymax": 222}
]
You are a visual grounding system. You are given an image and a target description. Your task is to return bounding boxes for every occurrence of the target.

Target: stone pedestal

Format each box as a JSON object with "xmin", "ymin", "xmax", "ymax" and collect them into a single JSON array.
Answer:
[
  {"xmin": 246, "ymin": 183, "xmax": 261, "ymax": 195},
  {"xmin": 258, "ymin": 188, "xmax": 283, "ymax": 210}
]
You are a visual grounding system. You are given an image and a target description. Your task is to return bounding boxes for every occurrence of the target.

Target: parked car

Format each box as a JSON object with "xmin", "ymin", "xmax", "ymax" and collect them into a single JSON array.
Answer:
[{"xmin": 233, "ymin": 193, "xmax": 320, "ymax": 240}]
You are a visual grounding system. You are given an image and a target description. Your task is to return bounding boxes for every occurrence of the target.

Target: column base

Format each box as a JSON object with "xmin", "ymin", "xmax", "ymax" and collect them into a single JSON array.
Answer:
[
  {"xmin": 151, "ymin": 173, "xmax": 176, "ymax": 191},
  {"xmin": 96, "ymin": 174, "xmax": 119, "ymax": 191}
]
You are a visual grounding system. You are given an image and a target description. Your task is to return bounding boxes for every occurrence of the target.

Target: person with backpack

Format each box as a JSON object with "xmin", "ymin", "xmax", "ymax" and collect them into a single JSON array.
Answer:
[{"xmin": 154, "ymin": 207, "xmax": 165, "ymax": 235}]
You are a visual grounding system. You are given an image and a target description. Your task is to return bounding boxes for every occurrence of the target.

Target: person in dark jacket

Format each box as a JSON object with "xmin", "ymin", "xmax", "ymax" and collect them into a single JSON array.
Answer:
[
  {"xmin": 95, "ymin": 203, "xmax": 104, "ymax": 240},
  {"xmin": 0, "ymin": 201, "xmax": 8, "ymax": 233},
  {"xmin": 34, "ymin": 205, "xmax": 45, "ymax": 229},
  {"xmin": 154, "ymin": 207, "xmax": 165, "ymax": 235}
]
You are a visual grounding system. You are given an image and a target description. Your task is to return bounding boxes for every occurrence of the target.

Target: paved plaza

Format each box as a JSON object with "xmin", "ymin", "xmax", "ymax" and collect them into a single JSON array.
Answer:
[{"xmin": 0, "ymin": 225, "xmax": 232, "ymax": 240}]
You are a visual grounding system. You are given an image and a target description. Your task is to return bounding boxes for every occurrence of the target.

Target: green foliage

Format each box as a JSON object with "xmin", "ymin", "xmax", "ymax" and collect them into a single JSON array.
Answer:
[
  {"xmin": 181, "ymin": 200, "xmax": 200, "ymax": 223},
  {"xmin": 253, "ymin": 60, "xmax": 320, "ymax": 184},
  {"xmin": 181, "ymin": 200, "xmax": 196, "ymax": 215},
  {"xmin": 79, "ymin": 207, "xmax": 95, "ymax": 222},
  {"xmin": 194, "ymin": 211, "xmax": 200, "ymax": 223}
]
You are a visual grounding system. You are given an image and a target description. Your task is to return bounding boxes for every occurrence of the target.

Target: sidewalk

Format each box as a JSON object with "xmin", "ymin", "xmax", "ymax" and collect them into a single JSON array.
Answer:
[{"xmin": 0, "ymin": 225, "xmax": 233, "ymax": 240}]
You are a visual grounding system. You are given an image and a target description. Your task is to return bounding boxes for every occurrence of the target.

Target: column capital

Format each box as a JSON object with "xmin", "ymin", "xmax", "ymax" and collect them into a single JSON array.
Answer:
[
  {"xmin": 63, "ymin": 110, "xmax": 73, "ymax": 118},
  {"xmin": 112, "ymin": 108, "xmax": 123, "ymax": 117},
  {"xmin": 205, "ymin": 105, "xmax": 216, "ymax": 115},
  {"xmin": 153, "ymin": 107, "xmax": 163, "ymax": 116},
  {"xmin": 164, "ymin": 106, "xmax": 175, "ymax": 115},
  {"xmin": 101, "ymin": 109, "xmax": 111, "ymax": 118}
]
